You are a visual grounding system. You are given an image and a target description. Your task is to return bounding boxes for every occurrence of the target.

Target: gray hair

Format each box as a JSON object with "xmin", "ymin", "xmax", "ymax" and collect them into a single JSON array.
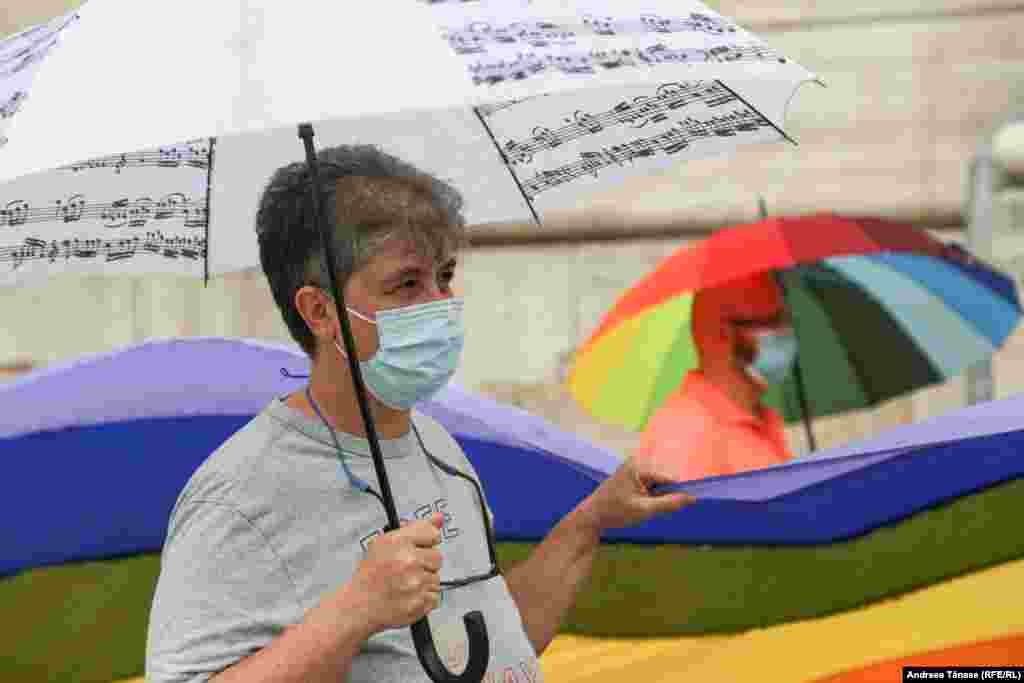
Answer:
[{"xmin": 255, "ymin": 144, "xmax": 467, "ymax": 356}]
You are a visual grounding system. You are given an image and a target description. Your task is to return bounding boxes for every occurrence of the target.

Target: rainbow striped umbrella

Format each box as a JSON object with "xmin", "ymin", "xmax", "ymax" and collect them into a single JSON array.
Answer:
[{"xmin": 568, "ymin": 214, "xmax": 1022, "ymax": 433}]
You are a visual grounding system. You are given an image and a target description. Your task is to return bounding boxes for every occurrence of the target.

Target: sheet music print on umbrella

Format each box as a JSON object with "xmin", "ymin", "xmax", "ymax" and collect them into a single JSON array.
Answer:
[
  {"xmin": 0, "ymin": 10, "xmax": 80, "ymax": 150},
  {"xmin": 480, "ymin": 80, "xmax": 784, "ymax": 218},
  {"xmin": 0, "ymin": 139, "xmax": 212, "ymax": 285},
  {"xmin": 430, "ymin": 0, "xmax": 806, "ymax": 220},
  {"xmin": 0, "ymin": 0, "xmax": 817, "ymax": 286}
]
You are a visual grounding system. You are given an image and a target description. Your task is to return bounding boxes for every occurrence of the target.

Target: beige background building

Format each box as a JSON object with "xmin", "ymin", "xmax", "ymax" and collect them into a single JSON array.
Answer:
[{"xmin": 3, "ymin": 0, "xmax": 1024, "ymax": 457}]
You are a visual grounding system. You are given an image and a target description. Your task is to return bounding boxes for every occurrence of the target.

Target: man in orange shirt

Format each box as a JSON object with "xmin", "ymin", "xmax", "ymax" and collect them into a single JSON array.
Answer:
[{"xmin": 636, "ymin": 272, "xmax": 797, "ymax": 482}]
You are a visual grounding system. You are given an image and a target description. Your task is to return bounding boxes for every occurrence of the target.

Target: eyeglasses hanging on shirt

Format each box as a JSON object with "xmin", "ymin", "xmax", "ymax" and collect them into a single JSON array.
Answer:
[{"xmin": 305, "ymin": 385, "xmax": 500, "ymax": 592}]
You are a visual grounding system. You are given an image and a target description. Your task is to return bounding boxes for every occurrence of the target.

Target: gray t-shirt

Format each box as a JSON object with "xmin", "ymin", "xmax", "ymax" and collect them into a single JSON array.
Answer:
[{"xmin": 145, "ymin": 397, "xmax": 541, "ymax": 683}]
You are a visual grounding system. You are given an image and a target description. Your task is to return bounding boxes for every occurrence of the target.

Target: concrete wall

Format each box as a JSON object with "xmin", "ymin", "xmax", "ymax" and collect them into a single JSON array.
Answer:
[{"xmin": 5, "ymin": 220, "xmax": 1022, "ymax": 458}]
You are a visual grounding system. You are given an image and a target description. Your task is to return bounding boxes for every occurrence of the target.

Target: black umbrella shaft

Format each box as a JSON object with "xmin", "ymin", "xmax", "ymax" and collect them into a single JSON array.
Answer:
[
  {"xmin": 297, "ymin": 123, "xmax": 401, "ymax": 531},
  {"xmin": 792, "ymin": 357, "xmax": 818, "ymax": 452},
  {"xmin": 771, "ymin": 265, "xmax": 818, "ymax": 453}
]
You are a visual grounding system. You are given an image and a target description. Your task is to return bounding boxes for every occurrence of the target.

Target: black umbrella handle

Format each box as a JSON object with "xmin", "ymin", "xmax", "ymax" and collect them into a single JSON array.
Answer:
[
  {"xmin": 298, "ymin": 123, "xmax": 490, "ymax": 683},
  {"xmin": 412, "ymin": 612, "xmax": 490, "ymax": 683}
]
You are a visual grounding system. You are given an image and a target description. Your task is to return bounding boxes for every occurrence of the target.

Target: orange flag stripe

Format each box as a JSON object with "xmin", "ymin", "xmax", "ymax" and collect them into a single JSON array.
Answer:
[{"xmin": 811, "ymin": 633, "xmax": 1024, "ymax": 683}]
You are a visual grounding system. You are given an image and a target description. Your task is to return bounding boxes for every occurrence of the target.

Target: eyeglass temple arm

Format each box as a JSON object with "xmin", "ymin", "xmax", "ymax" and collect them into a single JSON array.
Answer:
[{"xmin": 420, "ymin": 449, "xmax": 499, "ymax": 568}]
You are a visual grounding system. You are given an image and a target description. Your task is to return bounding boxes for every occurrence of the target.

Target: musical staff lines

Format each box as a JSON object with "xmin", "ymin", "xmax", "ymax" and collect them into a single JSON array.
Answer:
[
  {"xmin": 585, "ymin": 13, "xmax": 738, "ymax": 37},
  {"xmin": 1, "ymin": 232, "xmax": 207, "ymax": 271},
  {"xmin": 58, "ymin": 140, "xmax": 213, "ymax": 173},
  {"xmin": 0, "ymin": 193, "xmax": 208, "ymax": 229},
  {"xmin": 0, "ymin": 12, "xmax": 78, "ymax": 64},
  {"xmin": 468, "ymin": 42, "xmax": 786, "ymax": 86},
  {"xmin": 0, "ymin": 40, "xmax": 55, "ymax": 78},
  {"xmin": 446, "ymin": 21, "xmax": 576, "ymax": 54},
  {"xmin": 519, "ymin": 107, "xmax": 771, "ymax": 199},
  {"xmin": 482, "ymin": 78, "xmax": 779, "ymax": 202},
  {"xmin": 0, "ymin": 11, "xmax": 78, "ymax": 79},
  {"xmin": 501, "ymin": 81, "xmax": 737, "ymax": 164},
  {"xmin": 444, "ymin": 13, "xmax": 738, "ymax": 55}
]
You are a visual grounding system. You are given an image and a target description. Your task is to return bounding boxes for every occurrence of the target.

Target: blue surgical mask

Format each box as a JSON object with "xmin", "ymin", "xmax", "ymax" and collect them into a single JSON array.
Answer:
[
  {"xmin": 335, "ymin": 297, "xmax": 464, "ymax": 410},
  {"xmin": 748, "ymin": 329, "xmax": 798, "ymax": 386}
]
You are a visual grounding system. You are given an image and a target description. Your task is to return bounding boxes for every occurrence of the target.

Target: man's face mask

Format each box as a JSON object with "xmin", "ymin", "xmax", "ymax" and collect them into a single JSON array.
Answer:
[
  {"xmin": 747, "ymin": 327, "xmax": 798, "ymax": 386},
  {"xmin": 334, "ymin": 297, "xmax": 465, "ymax": 410}
]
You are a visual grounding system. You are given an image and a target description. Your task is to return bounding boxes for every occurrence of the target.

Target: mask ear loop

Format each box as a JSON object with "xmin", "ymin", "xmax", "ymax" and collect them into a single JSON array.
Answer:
[
  {"xmin": 331, "ymin": 299, "xmax": 376, "ymax": 359},
  {"xmin": 280, "ymin": 290, "xmax": 370, "ymax": 374}
]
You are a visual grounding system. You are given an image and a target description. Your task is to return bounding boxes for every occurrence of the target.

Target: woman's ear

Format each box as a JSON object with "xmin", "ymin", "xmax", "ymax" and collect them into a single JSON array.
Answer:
[{"xmin": 294, "ymin": 286, "xmax": 336, "ymax": 342}]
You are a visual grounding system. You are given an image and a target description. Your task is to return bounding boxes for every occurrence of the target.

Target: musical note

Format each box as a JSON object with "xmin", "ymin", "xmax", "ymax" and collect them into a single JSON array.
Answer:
[
  {"xmin": 636, "ymin": 13, "xmax": 737, "ymax": 36},
  {"xmin": 0, "ymin": 11, "xmax": 78, "ymax": 62},
  {"xmin": 0, "ymin": 194, "xmax": 207, "ymax": 229},
  {"xmin": 100, "ymin": 198, "xmax": 151, "ymax": 228},
  {"xmin": 0, "ymin": 33, "xmax": 60, "ymax": 78},
  {"xmin": 1, "ymin": 200, "xmax": 30, "ymax": 227},
  {"xmin": 0, "ymin": 11, "xmax": 78, "ymax": 77},
  {"xmin": 0, "ymin": 45, "xmax": 46, "ymax": 78},
  {"xmin": 60, "ymin": 139, "xmax": 212, "ymax": 173},
  {"xmin": 518, "ymin": 108, "xmax": 771, "ymax": 199},
  {"xmin": 0, "ymin": 232, "xmax": 207, "ymax": 271},
  {"xmin": 501, "ymin": 82, "xmax": 736, "ymax": 164},
  {"xmin": 55, "ymin": 194, "xmax": 86, "ymax": 223},
  {"xmin": 467, "ymin": 42, "xmax": 785, "ymax": 86},
  {"xmin": 442, "ymin": 12, "xmax": 738, "ymax": 55},
  {"xmin": 583, "ymin": 16, "xmax": 617, "ymax": 36},
  {"xmin": 0, "ymin": 91, "xmax": 27, "ymax": 120},
  {"xmin": 445, "ymin": 21, "xmax": 577, "ymax": 55}
]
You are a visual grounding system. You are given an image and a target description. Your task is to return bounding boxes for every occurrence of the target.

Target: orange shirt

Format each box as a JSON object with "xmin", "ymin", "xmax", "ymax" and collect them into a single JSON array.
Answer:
[{"xmin": 636, "ymin": 370, "xmax": 793, "ymax": 482}]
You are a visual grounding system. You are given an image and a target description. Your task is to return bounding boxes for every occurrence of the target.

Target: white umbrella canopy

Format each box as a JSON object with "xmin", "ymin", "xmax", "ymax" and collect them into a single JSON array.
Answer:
[
  {"xmin": 0, "ymin": 0, "xmax": 818, "ymax": 286},
  {"xmin": 0, "ymin": 9, "xmax": 79, "ymax": 149},
  {"xmin": 0, "ymin": 0, "xmax": 815, "ymax": 180}
]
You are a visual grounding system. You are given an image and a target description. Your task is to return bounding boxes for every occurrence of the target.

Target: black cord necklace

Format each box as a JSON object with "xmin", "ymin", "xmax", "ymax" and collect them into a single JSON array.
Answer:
[{"xmin": 302, "ymin": 385, "xmax": 500, "ymax": 586}]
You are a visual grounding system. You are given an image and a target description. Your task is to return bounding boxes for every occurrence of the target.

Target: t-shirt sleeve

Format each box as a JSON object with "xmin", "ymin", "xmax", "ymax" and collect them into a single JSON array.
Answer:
[{"xmin": 145, "ymin": 498, "xmax": 303, "ymax": 683}]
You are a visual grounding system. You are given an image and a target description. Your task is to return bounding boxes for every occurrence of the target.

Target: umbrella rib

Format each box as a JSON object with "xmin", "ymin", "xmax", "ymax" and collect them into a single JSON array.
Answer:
[
  {"xmin": 472, "ymin": 105, "xmax": 541, "ymax": 226},
  {"xmin": 714, "ymin": 80, "xmax": 797, "ymax": 147},
  {"xmin": 794, "ymin": 266, "xmax": 879, "ymax": 405},
  {"xmin": 799, "ymin": 263, "xmax": 935, "ymax": 409},
  {"xmin": 203, "ymin": 136, "xmax": 217, "ymax": 286}
]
